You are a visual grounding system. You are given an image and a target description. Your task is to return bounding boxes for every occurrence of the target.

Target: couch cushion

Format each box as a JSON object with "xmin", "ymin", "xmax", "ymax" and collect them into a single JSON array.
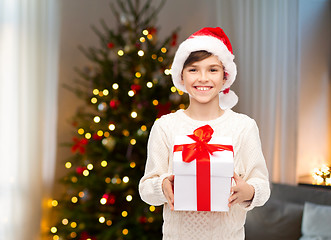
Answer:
[
  {"xmin": 299, "ymin": 202, "xmax": 331, "ymax": 240},
  {"xmin": 245, "ymin": 199, "xmax": 303, "ymax": 240}
]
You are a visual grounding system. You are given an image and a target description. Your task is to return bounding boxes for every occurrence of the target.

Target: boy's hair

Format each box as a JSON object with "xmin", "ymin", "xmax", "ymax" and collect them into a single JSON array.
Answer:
[
  {"xmin": 182, "ymin": 50, "xmax": 226, "ymax": 80},
  {"xmin": 183, "ymin": 50, "xmax": 212, "ymax": 69}
]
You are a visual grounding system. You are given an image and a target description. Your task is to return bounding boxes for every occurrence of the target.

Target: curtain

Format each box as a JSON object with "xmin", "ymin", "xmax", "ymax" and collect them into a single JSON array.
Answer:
[
  {"xmin": 217, "ymin": 0, "xmax": 299, "ymax": 184},
  {"xmin": 0, "ymin": 0, "xmax": 59, "ymax": 239}
]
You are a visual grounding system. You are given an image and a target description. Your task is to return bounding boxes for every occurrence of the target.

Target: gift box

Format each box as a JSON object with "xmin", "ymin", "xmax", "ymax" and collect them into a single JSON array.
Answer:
[{"xmin": 173, "ymin": 125, "xmax": 234, "ymax": 212}]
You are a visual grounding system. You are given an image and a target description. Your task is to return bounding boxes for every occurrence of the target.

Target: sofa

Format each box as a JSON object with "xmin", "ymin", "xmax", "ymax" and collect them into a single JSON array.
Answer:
[{"xmin": 245, "ymin": 183, "xmax": 331, "ymax": 240}]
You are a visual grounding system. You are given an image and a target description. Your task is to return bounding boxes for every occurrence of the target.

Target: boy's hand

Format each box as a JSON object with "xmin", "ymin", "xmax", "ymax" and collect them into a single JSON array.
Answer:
[
  {"xmin": 228, "ymin": 173, "xmax": 255, "ymax": 207},
  {"xmin": 162, "ymin": 175, "xmax": 174, "ymax": 210}
]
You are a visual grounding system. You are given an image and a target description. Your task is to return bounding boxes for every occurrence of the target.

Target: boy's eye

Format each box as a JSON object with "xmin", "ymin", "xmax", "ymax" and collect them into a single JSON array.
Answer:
[
  {"xmin": 188, "ymin": 68, "xmax": 197, "ymax": 72},
  {"xmin": 210, "ymin": 68, "xmax": 218, "ymax": 72}
]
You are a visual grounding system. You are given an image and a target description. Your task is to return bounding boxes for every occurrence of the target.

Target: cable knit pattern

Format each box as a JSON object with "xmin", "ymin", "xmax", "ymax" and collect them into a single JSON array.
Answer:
[{"xmin": 139, "ymin": 109, "xmax": 270, "ymax": 240}]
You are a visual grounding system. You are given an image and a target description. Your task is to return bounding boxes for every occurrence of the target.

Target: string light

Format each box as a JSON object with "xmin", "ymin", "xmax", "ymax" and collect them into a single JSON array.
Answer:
[
  {"xmin": 179, "ymin": 104, "xmax": 186, "ymax": 109},
  {"xmin": 62, "ymin": 219, "xmax": 69, "ymax": 225},
  {"xmin": 85, "ymin": 133, "xmax": 91, "ymax": 139},
  {"xmin": 100, "ymin": 197, "xmax": 107, "ymax": 205},
  {"xmin": 126, "ymin": 195, "xmax": 132, "ymax": 202},
  {"xmin": 152, "ymin": 100, "xmax": 158, "ymax": 106},
  {"xmin": 83, "ymin": 169, "xmax": 89, "ymax": 176},
  {"xmin": 122, "ymin": 176, "xmax": 129, "ymax": 183},
  {"xmin": 142, "ymin": 29, "xmax": 148, "ymax": 35},
  {"xmin": 106, "ymin": 220, "xmax": 112, "ymax": 226},
  {"xmin": 94, "ymin": 116, "xmax": 101, "ymax": 123},
  {"xmin": 65, "ymin": 162, "xmax": 72, "ymax": 169},
  {"xmin": 164, "ymin": 69, "xmax": 171, "ymax": 75},
  {"xmin": 71, "ymin": 176, "xmax": 78, "ymax": 183},
  {"xmin": 131, "ymin": 111, "xmax": 137, "ymax": 118},
  {"xmin": 53, "ymin": 235, "xmax": 59, "ymax": 240},
  {"xmin": 140, "ymin": 37, "xmax": 146, "ymax": 42},
  {"xmin": 122, "ymin": 129, "xmax": 130, "ymax": 136},
  {"xmin": 71, "ymin": 197, "xmax": 78, "ymax": 203},
  {"xmin": 78, "ymin": 128, "xmax": 84, "ymax": 135},
  {"xmin": 87, "ymin": 164, "xmax": 93, "ymax": 170},
  {"xmin": 151, "ymin": 54, "xmax": 157, "ymax": 60},
  {"xmin": 117, "ymin": 50, "xmax": 124, "ymax": 56},
  {"xmin": 112, "ymin": 83, "xmax": 119, "ymax": 90},
  {"xmin": 93, "ymin": 89, "xmax": 99, "ymax": 95},
  {"xmin": 138, "ymin": 50, "xmax": 144, "ymax": 56},
  {"xmin": 312, "ymin": 164, "xmax": 331, "ymax": 185},
  {"xmin": 170, "ymin": 86, "xmax": 177, "ymax": 92},
  {"xmin": 130, "ymin": 162, "xmax": 136, "ymax": 168},
  {"xmin": 128, "ymin": 90, "xmax": 135, "ymax": 97},
  {"xmin": 147, "ymin": 34, "xmax": 153, "ymax": 40},
  {"xmin": 146, "ymin": 82, "xmax": 153, "ymax": 88},
  {"xmin": 99, "ymin": 216, "xmax": 106, "ymax": 223},
  {"xmin": 108, "ymin": 123, "xmax": 115, "ymax": 131},
  {"xmin": 130, "ymin": 139, "xmax": 136, "ymax": 145},
  {"xmin": 101, "ymin": 160, "xmax": 107, "ymax": 167},
  {"xmin": 70, "ymin": 222, "xmax": 77, "ymax": 228},
  {"xmin": 51, "ymin": 200, "xmax": 58, "ymax": 207},
  {"xmin": 78, "ymin": 191, "xmax": 85, "ymax": 198},
  {"xmin": 103, "ymin": 89, "xmax": 109, "ymax": 96},
  {"xmin": 158, "ymin": 56, "xmax": 163, "ymax": 62},
  {"xmin": 135, "ymin": 72, "xmax": 141, "ymax": 78},
  {"xmin": 161, "ymin": 47, "xmax": 167, "ymax": 53},
  {"xmin": 70, "ymin": 232, "xmax": 77, "ymax": 238},
  {"xmin": 91, "ymin": 97, "xmax": 97, "ymax": 104},
  {"xmin": 122, "ymin": 229, "xmax": 129, "ymax": 235},
  {"xmin": 105, "ymin": 177, "xmax": 111, "ymax": 183},
  {"xmin": 141, "ymin": 125, "xmax": 147, "ymax": 131},
  {"xmin": 122, "ymin": 211, "xmax": 128, "ymax": 217},
  {"xmin": 97, "ymin": 130, "xmax": 103, "ymax": 136},
  {"xmin": 149, "ymin": 206, "xmax": 156, "ymax": 212}
]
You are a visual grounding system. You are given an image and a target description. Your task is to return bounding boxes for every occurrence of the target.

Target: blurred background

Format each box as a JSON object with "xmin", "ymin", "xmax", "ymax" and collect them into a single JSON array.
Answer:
[{"xmin": 0, "ymin": 0, "xmax": 330, "ymax": 239}]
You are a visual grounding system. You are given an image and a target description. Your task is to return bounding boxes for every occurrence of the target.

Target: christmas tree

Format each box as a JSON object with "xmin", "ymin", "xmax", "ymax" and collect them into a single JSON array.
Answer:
[{"xmin": 50, "ymin": 0, "xmax": 187, "ymax": 239}]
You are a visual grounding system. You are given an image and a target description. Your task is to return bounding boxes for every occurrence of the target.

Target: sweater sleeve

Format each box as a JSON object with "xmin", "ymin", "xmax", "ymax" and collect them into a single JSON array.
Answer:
[
  {"xmin": 238, "ymin": 119, "xmax": 270, "ymax": 211},
  {"xmin": 138, "ymin": 119, "xmax": 172, "ymax": 206}
]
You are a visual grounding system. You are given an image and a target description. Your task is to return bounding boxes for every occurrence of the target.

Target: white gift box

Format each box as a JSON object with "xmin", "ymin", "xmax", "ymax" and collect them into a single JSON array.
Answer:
[{"xmin": 173, "ymin": 135, "xmax": 234, "ymax": 212}]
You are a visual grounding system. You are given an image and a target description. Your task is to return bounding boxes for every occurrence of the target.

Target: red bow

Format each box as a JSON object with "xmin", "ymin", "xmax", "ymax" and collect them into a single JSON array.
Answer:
[{"xmin": 173, "ymin": 125, "xmax": 233, "ymax": 211}]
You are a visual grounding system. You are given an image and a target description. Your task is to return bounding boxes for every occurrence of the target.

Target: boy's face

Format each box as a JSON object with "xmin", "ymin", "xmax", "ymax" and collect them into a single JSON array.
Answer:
[{"xmin": 181, "ymin": 55, "xmax": 225, "ymax": 105}]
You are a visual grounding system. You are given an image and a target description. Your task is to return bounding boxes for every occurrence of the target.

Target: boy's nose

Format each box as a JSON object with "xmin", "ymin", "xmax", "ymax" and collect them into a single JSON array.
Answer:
[{"xmin": 198, "ymin": 71, "xmax": 209, "ymax": 82}]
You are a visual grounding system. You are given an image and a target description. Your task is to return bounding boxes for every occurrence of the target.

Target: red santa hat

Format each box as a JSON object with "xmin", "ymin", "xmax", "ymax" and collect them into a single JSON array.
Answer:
[{"xmin": 171, "ymin": 27, "xmax": 238, "ymax": 109}]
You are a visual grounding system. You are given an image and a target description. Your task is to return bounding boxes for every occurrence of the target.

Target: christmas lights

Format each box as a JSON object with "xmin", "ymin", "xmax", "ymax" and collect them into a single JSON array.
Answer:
[
  {"xmin": 312, "ymin": 164, "xmax": 331, "ymax": 185},
  {"xmin": 112, "ymin": 83, "xmax": 119, "ymax": 90}
]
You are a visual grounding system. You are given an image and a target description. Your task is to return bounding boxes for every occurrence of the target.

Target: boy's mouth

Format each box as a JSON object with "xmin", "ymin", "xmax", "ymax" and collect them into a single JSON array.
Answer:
[{"xmin": 194, "ymin": 86, "xmax": 212, "ymax": 91}]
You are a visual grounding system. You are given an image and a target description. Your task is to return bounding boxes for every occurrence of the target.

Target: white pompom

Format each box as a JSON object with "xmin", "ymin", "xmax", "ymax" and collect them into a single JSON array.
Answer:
[{"xmin": 219, "ymin": 90, "xmax": 238, "ymax": 110}]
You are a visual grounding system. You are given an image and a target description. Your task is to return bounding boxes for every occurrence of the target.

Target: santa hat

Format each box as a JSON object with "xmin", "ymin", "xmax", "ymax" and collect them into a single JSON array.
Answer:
[{"xmin": 171, "ymin": 27, "xmax": 238, "ymax": 109}]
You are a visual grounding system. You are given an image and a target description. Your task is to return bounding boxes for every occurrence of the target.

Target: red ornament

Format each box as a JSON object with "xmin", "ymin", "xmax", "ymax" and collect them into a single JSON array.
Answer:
[
  {"xmin": 71, "ymin": 137, "xmax": 88, "ymax": 154},
  {"xmin": 155, "ymin": 102, "xmax": 171, "ymax": 118},
  {"xmin": 131, "ymin": 84, "xmax": 141, "ymax": 93},
  {"xmin": 138, "ymin": 216, "xmax": 147, "ymax": 224},
  {"xmin": 92, "ymin": 133, "xmax": 103, "ymax": 140},
  {"xmin": 109, "ymin": 99, "xmax": 120, "ymax": 109},
  {"xmin": 79, "ymin": 231, "xmax": 96, "ymax": 240},
  {"xmin": 107, "ymin": 42, "xmax": 114, "ymax": 49},
  {"xmin": 147, "ymin": 27, "xmax": 157, "ymax": 35},
  {"xmin": 76, "ymin": 166, "xmax": 87, "ymax": 175},
  {"xmin": 102, "ymin": 193, "xmax": 116, "ymax": 205},
  {"xmin": 171, "ymin": 33, "xmax": 178, "ymax": 46}
]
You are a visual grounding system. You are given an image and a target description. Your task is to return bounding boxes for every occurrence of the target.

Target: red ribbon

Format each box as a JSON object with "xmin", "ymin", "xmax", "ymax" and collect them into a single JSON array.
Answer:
[{"xmin": 173, "ymin": 125, "xmax": 233, "ymax": 211}]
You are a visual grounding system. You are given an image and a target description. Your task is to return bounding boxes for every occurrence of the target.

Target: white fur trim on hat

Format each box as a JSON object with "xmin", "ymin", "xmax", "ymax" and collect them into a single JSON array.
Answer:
[{"xmin": 171, "ymin": 27, "xmax": 238, "ymax": 109}]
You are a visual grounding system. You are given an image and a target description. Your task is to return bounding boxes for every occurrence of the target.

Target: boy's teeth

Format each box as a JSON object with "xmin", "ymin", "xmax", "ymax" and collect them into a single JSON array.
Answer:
[{"xmin": 196, "ymin": 87, "xmax": 210, "ymax": 91}]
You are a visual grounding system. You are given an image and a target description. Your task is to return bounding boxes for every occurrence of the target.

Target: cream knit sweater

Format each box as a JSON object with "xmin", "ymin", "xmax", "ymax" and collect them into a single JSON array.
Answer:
[{"xmin": 139, "ymin": 109, "xmax": 270, "ymax": 240}]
